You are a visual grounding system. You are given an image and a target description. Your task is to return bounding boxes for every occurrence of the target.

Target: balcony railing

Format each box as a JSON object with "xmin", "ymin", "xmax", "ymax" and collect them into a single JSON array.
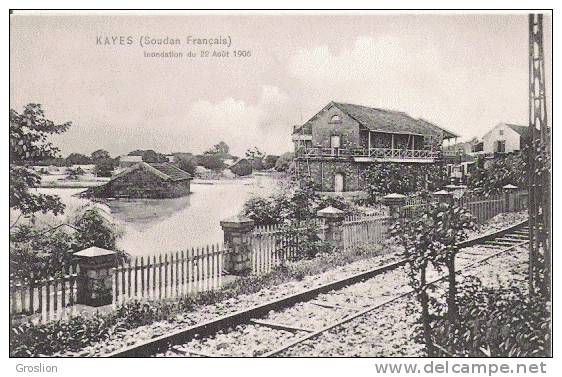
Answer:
[{"xmin": 295, "ymin": 147, "xmax": 441, "ymax": 160}]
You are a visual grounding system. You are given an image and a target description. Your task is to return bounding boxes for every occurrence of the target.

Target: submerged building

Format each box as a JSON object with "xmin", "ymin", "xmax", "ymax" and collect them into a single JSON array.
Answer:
[{"xmin": 90, "ymin": 161, "xmax": 192, "ymax": 199}]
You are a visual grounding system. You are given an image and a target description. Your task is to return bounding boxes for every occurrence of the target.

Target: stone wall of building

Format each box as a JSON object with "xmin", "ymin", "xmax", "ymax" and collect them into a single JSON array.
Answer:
[
  {"xmin": 310, "ymin": 105, "xmax": 361, "ymax": 149},
  {"xmin": 296, "ymin": 159, "xmax": 368, "ymax": 192}
]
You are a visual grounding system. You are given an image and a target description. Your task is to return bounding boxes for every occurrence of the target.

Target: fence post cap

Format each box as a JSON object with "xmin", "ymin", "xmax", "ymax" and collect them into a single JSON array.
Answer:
[
  {"xmin": 433, "ymin": 189, "xmax": 451, "ymax": 195},
  {"xmin": 220, "ymin": 215, "xmax": 255, "ymax": 228},
  {"xmin": 73, "ymin": 246, "xmax": 116, "ymax": 258},
  {"xmin": 503, "ymin": 184, "xmax": 518, "ymax": 190},
  {"xmin": 383, "ymin": 193, "xmax": 407, "ymax": 199},
  {"xmin": 317, "ymin": 206, "xmax": 345, "ymax": 219},
  {"xmin": 381, "ymin": 193, "xmax": 407, "ymax": 206}
]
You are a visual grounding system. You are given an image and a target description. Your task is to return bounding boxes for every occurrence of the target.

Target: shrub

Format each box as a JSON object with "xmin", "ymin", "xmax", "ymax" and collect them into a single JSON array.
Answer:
[
  {"xmin": 432, "ymin": 278, "xmax": 551, "ymax": 357},
  {"xmin": 274, "ymin": 152, "xmax": 294, "ymax": 172},
  {"xmin": 230, "ymin": 159, "xmax": 253, "ymax": 176},
  {"xmin": 263, "ymin": 155, "xmax": 279, "ymax": 170},
  {"xmin": 173, "ymin": 153, "xmax": 197, "ymax": 176},
  {"xmin": 365, "ymin": 163, "xmax": 447, "ymax": 200},
  {"xmin": 195, "ymin": 154, "xmax": 226, "ymax": 171},
  {"xmin": 468, "ymin": 154, "xmax": 527, "ymax": 195},
  {"xmin": 94, "ymin": 159, "xmax": 115, "ymax": 177}
]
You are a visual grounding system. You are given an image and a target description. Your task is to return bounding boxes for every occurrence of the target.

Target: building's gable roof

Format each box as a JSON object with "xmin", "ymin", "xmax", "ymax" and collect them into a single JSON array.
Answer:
[
  {"xmin": 504, "ymin": 123, "xmax": 530, "ymax": 138},
  {"xmin": 293, "ymin": 101, "xmax": 458, "ymax": 139},
  {"xmin": 483, "ymin": 123, "xmax": 531, "ymax": 140},
  {"xmin": 111, "ymin": 162, "xmax": 192, "ymax": 182}
]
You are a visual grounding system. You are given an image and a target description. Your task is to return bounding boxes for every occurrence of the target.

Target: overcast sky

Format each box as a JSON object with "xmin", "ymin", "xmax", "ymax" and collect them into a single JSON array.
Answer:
[{"xmin": 10, "ymin": 13, "xmax": 552, "ymax": 157}]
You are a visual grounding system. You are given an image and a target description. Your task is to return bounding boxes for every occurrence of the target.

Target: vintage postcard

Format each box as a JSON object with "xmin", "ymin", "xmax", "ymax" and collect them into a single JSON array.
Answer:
[{"xmin": 8, "ymin": 9, "xmax": 552, "ymax": 367}]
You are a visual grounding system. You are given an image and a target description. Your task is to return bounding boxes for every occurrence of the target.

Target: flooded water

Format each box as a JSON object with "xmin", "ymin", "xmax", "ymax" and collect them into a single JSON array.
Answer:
[{"xmin": 37, "ymin": 175, "xmax": 281, "ymax": 256}]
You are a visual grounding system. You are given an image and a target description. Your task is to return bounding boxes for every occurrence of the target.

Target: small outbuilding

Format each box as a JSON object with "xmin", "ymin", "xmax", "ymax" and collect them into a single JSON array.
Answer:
[{"xmin": 90, "ymin": 162, "xmax": 192, "ymax": 199}]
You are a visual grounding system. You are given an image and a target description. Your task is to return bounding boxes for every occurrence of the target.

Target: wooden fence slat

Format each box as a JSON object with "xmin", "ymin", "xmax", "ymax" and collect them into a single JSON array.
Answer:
[
  {"xmin": 158, "ymin": 255, "xmax": 163, "ymax": 300},
  {"xmin": 181, "ymin": 250, "xmax": 185, "ymax": 296},
  {"xmin": 140, "ymin": 257, "xmax": 145, "ymax": 298},
  {"xmin": 29, "ymin": 274, "xmax": 35, "ymax": 314},
  {"xmin": 134, "ymin": 258, "xmax": 139, "ymax": 298}
]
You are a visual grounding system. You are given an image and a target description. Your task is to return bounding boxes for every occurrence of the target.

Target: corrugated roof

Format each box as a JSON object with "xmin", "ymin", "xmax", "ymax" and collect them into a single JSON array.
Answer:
[
  {"xmin": 146, "ymin": 162, "xmax": 192, "ymax": 181},
  {"xmin": 293, "ymin": 102, "xmax": 458, "ymax": 139},
  {"xmin": 504, "ymin": 123, "xmax": 529, "ymax": 138},
  {"xmin": 111, "ymin": 162, "xmax": 192, "ymax": 182}
]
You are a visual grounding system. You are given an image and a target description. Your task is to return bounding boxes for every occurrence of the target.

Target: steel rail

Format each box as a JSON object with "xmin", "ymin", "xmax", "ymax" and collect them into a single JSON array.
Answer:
[
  {"xmin": 263, "ymin": 237, "xmax": 529, "ymax": 357},
  {"xmin": 107, "ymin": 219, "xmax": 528, "ymax": 357}
]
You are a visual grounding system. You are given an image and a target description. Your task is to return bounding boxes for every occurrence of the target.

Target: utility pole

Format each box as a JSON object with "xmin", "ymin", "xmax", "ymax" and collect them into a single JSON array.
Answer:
[{"xmin": 528, "ymin": 14, "xmax": 551, "ymax": 296}]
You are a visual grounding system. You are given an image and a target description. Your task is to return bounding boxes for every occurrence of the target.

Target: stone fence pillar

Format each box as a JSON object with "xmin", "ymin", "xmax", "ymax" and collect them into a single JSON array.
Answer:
[
  {"xmin": 317, "ymin": 206, "xmax": 346, "ymax": 251},
  {"xmin": 381, "ymin": 193, "xmax": 407, "ymax": 224},
  {"xmin": 503, "ymin": 184, "xmax": 519, "ymax": 212},
  {"xmin": 433, "ymin": 189, "xmax": 454, "ymax": 205},
  {"xmin": 73, "ymin": 246, "xmax": 118, "ymax": 307},
  {"xmin": 220, "ymin": 215, "xmax": 255, "ymax": 275}
]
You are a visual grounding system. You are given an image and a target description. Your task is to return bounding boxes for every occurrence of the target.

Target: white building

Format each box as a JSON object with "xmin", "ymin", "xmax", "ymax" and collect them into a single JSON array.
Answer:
[{"xmin": 482, "ymin": 123, "xmax": 529, "ymax": 154}]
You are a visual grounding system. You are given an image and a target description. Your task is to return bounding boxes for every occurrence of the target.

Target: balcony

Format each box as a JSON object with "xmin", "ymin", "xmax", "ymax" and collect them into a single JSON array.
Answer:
[{"xmin": 295, "ymin": 147, "xmax": 441, "ymax": 162}]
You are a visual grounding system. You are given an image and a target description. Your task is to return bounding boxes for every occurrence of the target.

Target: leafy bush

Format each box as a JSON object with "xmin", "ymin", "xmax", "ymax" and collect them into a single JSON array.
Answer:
[
  {"xmin": 10, "ymin": 227, "xmax": 74, "ymax": 280},
  {"xmin": 432, "ymin": 278, "xmax": 551, "ymax": 357},
  {"xmin": 94, "ymin": 158, "xmax": 116, "ymax": 177},
  {"xmin": 365, "ymin": 162, "xmax": 447, "ymax": 200},
  {"xmin": 263, "ymin": 155, "xmax": 279, "ymax": 170},
  {"xmin": 391, "ymin": 202, "xmax": 476, "ymax": 356},
  {"xmin": 276, "ymin": 220, "xmax": 332, "ymax": 261},
  {"xmin": 468, "ymin": 154, "xmax": 527, "ymax": 195},
  {"xmin": 230, "ymin": 159, "xmax": 253, "ymax": 176},
  {"xmin": 195, "ymin": 154, "xmax": 226, "ymax": 171},
  {"xmin": 274, "ymin": 152, "xmax": 294, "ymax": 172},
  {"xmin": 172, "ymin": 153, "xmax": 197, "ymax": 176},
  {"xmin": 10, "ymin": 313, "xmax": 116, "ymax": 357},
  {"xmin": 242, "ymin": 180, "xmax": 357, "ymax": 226}
]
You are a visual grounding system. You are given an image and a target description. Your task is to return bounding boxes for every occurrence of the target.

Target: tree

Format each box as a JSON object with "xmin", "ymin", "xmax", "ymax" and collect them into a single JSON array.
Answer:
[
  {"xmin": 65, "ymin": 153, "xmax": 92, "ymax": 165},
  {"xmin": 230, "ymin": 159, "xmax": 253, "ymax": 176},
  {"xmin": 195, "ymin": 154, "xmax": 226, "ymax": 171},
  {"xmin": 94, "ymin": 159, "xmax": 115, "ymax": 177},
  {"xmin": 205, "ymin": 141, "xmax": 230, "ymax": 157},
  {"xmin": 468, "ymin": 154, "xmax": 527, "ymax": 195},
  {"xmin": 274, "ymin": 152, "xmax": 294, "ymax": 172},
  {"xmin": 67, "ymin": 167, "xmax": 84, "ymax": 180},
  {"xmin": 90, "ymin": 149, "xmax": 110, "ymax": 161},
  {"xmin": 141, "ymin": 150, "xmax": 168, "ymax": 163},
  {"xmin": 173, "ymin": 153, "xmax": 197, "ymax": 175},
  {"xmin": 392, "ymin": 203, "xmax": 475, "ymax": 355},
  {"xmin": 263, "ymin": 155, "xmax": 279, "ymax": 170},
  {"xmin": 73, "ymin": 209, "xmax": 119, "ymax": 251},
  {"xmin": 10, "ymin": 104, "xmax": 71, "ymax": 221}
]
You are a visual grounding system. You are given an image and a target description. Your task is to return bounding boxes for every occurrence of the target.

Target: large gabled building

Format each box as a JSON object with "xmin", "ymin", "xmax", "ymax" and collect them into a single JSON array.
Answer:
[{"xmin": 292, "ymin": 101, "xmax": 458, "ymax": 193}]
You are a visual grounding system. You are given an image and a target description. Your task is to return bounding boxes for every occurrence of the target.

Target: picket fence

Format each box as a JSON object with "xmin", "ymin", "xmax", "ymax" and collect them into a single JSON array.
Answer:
[
  {"xmin": 10, "ymin": 189, "xmax": 528, "ymax": 323},
  {"xmin": 9, "ymin": 264, "xmax": 78, "ymax": 322},
  {"xmin": 457, "ymin": 192, "xmax": 506, "ymax": 223},
  {"xmin": 250, "ymin": 219, "xmax": 326, "ymax": 275},
  {"xmin": 113, "ymin": 244, "xmax": 226, "ymax": 305},
  {"xmin": 343, "ymin": 214, "xmax": 389, "ymax": 251}
]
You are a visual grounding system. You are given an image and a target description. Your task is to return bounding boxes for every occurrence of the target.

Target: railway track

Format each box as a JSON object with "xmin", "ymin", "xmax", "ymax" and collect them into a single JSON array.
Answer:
[{"xmin": 107, "ymin": 219, "xmax": 529, "ymax": 357}]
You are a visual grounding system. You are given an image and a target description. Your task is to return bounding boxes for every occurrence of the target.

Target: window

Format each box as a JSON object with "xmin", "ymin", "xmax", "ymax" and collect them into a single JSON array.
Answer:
[
  {"xmin": 330, "ymin": 135, "xmax": 341, "ymax": 148},
  {"xmin": 330, "ymin": 114, "xmax": 341, "ymax": 123},
  {"xmin": 496, "ymin": 140, "xmax": 506, "ymax": 153},
  {"xmin": 499, "ymin": 129, "xmax": 504, "ymax": 136},
  {"xmin": 330, "ymin": 135, "xmax": 341, "ymax": 156}
]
